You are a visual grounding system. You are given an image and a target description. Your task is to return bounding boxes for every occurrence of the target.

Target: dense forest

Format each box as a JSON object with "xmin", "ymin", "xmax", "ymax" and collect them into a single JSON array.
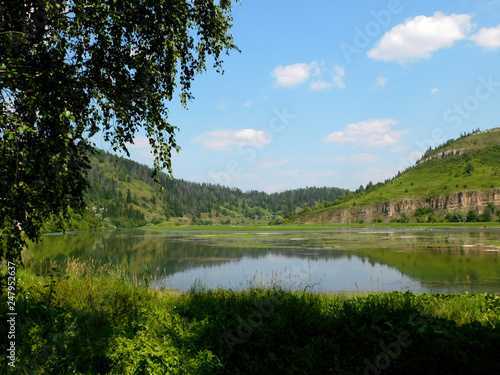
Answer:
[{"xmin": 44, "ymin": 150, "xmax": 348, "ymax": 230}]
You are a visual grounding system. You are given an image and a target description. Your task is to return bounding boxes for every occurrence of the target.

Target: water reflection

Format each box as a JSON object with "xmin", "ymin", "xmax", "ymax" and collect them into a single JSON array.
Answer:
[{"xmin": 24, "ymin": 228, "xmax": 500, "ymax": 293}]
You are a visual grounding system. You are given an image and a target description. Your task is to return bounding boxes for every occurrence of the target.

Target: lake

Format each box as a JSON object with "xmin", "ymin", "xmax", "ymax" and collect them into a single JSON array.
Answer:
[{"xmin": 24, "ymin": 228, "xmax": 500, "ymax": 294}]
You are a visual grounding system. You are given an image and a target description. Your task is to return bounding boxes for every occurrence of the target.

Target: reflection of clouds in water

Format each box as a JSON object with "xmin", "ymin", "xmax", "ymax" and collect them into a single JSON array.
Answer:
[
  {"xmin": 155, "ymin": 254, "xmax": 422, "ymax": 293},
  {"xmin": 28, "ymin": 229, "xmax": 500, "ymax": 294}
]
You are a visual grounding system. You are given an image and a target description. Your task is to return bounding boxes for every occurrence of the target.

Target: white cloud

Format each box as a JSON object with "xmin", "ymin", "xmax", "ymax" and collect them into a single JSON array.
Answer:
[
  {"xmin": 368, "ymin": 12, "xmax": 472, "ymax": 63},
  {"xmin": 272, "ymin": 62, "xmax": 346, "ymax": 90},
  {"xmin": 255, "ymin": 159, "xmax": 289, "ymax": 168},
  {"xmin": 376, "ymin": 76, "xmax": 388, "ymax": 89},
  {"xmin": 125, "ymin": 136, "xmax": 150, "ymax": 149},
  {"xmin": 471, "ymin": 24, "xmax": 500, "ymax": 48},
  {"xmin": 333, "ymin": 153, "xmax": 378, "ymax": 163},
  {"xmin": 323, "ymin": 119, "xmax": 408, "ymax": 148},
  {"xmin": 271, "ymin": 62, "xmax": 316, "ymax": 87},
  {"xmin": 310, "ymin": 80, "xmax": 332, "ymax": 91},
  {"xmin": 244, "ymin": 100, "xmax": 252, "ymax": 107},
  {"xmin": 431, "ymin": 87, "xmax": 439, "ymax": 94},
  {"xmin": 332, "ymin": 65, "xmax": 346, "ymax": 89},
  {"xmin": 283, "ymin": 170, "xmax": 299, "ymax": 176},
  {"xmin": 192, "ymin": 129, "xmax": 271, "ymax": 151}
]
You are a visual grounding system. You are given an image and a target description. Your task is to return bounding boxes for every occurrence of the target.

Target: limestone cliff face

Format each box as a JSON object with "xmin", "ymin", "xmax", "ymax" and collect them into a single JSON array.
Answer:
[
  {"xmin": 416, "ymin": 148, "xmax": 466, "ymax": 165},
  {"xmin": 311, "ymin": 189, "xmax": 500, "ymax": 223}
]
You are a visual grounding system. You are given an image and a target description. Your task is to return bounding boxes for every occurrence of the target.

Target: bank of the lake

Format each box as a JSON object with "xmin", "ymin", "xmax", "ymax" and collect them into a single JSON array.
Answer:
[
  {"xmin": 143, "ymin": 221, "xmax": 500, "ymax": 232},
  {"xmin": 1, "ymin": 264, "xmax": 499, "ymax": 375}
]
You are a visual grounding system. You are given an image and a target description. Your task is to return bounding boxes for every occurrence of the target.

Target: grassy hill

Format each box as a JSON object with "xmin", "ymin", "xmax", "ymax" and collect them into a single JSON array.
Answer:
[{"xmin": 291, "ymin": 128, "xmax": 500, "ymax": 223}]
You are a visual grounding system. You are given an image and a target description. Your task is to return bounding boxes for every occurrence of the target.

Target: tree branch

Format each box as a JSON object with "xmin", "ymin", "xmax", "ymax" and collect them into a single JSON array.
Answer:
[{"xmin": 59, "ymin": 5, "xmax": 94, "ymax": 16}]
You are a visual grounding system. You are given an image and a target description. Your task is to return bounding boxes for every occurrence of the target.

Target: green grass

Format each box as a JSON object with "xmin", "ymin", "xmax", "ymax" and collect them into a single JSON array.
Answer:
[
  {"xmin": 296, "ymin": 128, "xmax": 500, "ymax": 222},
  {"xmin": 2, "ymin": 261, "xmax": 500, "ymax": 374},
  {"xmin": 142, "ymin": 221, "xmax": 500, "ymax": 232}
]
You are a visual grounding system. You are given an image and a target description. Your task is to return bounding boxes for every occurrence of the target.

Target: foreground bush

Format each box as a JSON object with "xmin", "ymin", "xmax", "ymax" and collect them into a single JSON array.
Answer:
[{"xmin": 1, "ymin": 263, "xmax": 499, "ymax": 374}]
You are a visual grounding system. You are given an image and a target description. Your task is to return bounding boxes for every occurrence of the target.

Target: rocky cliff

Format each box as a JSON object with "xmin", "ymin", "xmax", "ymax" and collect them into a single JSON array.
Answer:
[
  {"xmin": 309, "ymin": 189, "xmax": 500, "ymax": 223},
  {"xmin": 416, "ymin": 148, "xmax": 466, "ymax": 165}
]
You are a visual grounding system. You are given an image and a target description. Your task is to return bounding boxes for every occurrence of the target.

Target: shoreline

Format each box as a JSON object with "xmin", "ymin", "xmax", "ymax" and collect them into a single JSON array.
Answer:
[{"xmin": 141, "ymin": 221, "xmax": 500, "ymax": 232}]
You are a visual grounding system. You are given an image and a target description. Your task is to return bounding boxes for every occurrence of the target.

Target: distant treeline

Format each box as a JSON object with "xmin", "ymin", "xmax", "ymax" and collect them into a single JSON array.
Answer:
[{"xmin": 80, "ymin": 150, "xmax": 348, "ymax": 226}]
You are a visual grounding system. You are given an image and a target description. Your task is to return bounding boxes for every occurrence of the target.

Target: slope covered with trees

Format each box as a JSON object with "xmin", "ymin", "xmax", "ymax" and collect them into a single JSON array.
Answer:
[{"xmin": 44, "ymin": 150, "xmax": 348, "ymax": 230}]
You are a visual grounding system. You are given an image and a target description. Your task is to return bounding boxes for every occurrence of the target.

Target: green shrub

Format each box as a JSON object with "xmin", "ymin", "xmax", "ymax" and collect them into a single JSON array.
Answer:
[
  {"xmin": 483, "ymin": 203, "xmax": 496, "ymax": 222},
  {"xmin": 401, "ymin": 211, "xmax": 411, "ymax": 223},
  {"xmin": 467, "ymin": 209, "xmax": 479, "ymax": 222},
  {"xmin": 415, "ymin": 207, "xmax": 435, "ymax": 217},
  {"xmin": 3, "ymin": 265, "xmax": 500, "ymax": 375},
  {"xmin": 452, "ymin": 210, "xmax": 468, "ymax": 223},
  {"xmin": 151, "ymin": 216, "xmax": 164, "ymax": 225}
]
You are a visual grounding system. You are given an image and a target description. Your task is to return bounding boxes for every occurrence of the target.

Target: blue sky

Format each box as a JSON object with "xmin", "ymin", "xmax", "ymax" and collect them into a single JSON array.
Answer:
[{"xmin": 96, "ymin": 0, "xmax": 500, "ymax": 193}]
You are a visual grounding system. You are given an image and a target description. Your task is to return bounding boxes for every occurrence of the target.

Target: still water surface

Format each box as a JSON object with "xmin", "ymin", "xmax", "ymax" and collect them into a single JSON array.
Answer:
[{"xmin": 25, "ymin": 228, "xmax": 500, "ymax": 294}]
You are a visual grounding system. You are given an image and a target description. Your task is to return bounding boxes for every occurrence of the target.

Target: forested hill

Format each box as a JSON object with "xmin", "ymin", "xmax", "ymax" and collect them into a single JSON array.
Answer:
[{"xmin": 63, "ymin": 150, "xmax": 347, "ymax": 228}]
